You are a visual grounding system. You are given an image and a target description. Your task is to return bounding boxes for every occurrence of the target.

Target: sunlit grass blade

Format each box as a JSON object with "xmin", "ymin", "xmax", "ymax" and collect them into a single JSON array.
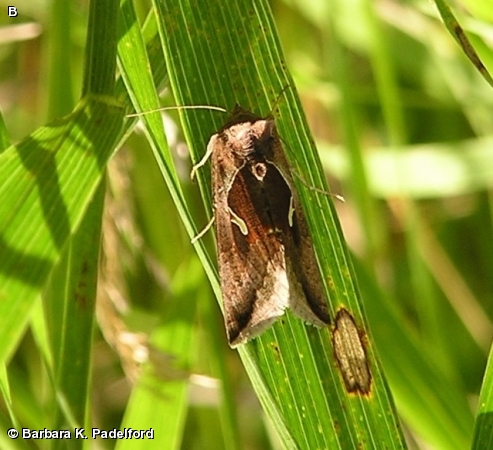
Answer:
[
  {"xmin": 143, "ymin": 0, "xmax": 407, "ymax": 448},
  {"xmin": 0, "ymin": 97, "xmax": 124, "ymax": 366}
]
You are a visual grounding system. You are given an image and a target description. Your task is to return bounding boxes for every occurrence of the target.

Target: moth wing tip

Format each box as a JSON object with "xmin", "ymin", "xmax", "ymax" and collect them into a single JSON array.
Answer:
[{"xmin": 226, "ymin": 314, "xmax": 283, "ymax": 348}]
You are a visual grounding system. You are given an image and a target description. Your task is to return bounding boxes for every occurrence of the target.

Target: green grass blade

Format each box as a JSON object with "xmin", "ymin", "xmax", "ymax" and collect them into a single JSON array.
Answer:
[
  {"xmin": 0, "ymin": 112, "xmax": 10, "ymax": 153},
  {"xmin": 140, "ymin": 1, "xmax": 406, "ymax": 448},
  {"xmin": 472, "ymin": 346, "xmax": 493, "ymax": 449},
  {"xmin": 355, "ymin": 259, "xmax": 474, "ymax": 449},
  {"xmin": 433, "ymin": 0, "xmax": 493, "ymax": 88},
  {"xmin": 82, "ymin": 0, "xmax": 120, "ymax": 96},
  {"xmin": 116, "ymin": 257, "xmax": 201, "ymax": 450},
  {"xmin": 43, "ymin": 182, "xmax": 104, "ymax": 443},
  {"xmin": 45, "ymin": 0, "xmax": 75, "ymax": 119}
]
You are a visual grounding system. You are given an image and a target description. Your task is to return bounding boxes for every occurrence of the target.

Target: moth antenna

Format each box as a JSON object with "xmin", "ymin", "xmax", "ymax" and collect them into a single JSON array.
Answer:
[
  {"xmin": 126, "ymin": 104, "xmax": 227, "ymax": 180},
  {"xmin": 307, "ymin": 184, "xmax": 344, "ymax": 202},
  {"xmin": 126, "ymin": 105, "xmax": 227, "ymax": 118},
  {"xmin": 292, "ymin": 168, "xmax": 345, "ymax": 202},
  {"xmin": 266, "ymin": 84, "xmax": 293, "ymax": 117},
  {"xmin": 269, "ymin": 84, "xmax": 344, "ymax": 201},
  {"xmin": 191, "ymin": 216, "xmax": 215, "ymax": 244},
  {"xmin": 275, "ymin": 130, "xmax": 344, "ymax": 203}
]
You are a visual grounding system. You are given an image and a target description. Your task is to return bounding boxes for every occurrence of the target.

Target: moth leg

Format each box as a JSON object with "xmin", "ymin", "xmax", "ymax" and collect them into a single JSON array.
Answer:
[
  {"xmin": 191, "ymin": 216, "xmax": 215, "ymax": 244},
  {"xmin": 191, "ymin": 140, "xmax": 215, "ymax": 179},
  {"xmin": 228, "ymin": 207, "xmax": 248, "ymax": 235}
]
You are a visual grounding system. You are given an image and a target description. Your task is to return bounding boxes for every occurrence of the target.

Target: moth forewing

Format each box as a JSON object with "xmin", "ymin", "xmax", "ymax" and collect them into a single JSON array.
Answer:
[
  {"xmin": 274, "ymin": 160, "xmax": 331, "ymax": 327},
  {"xmin": 206, "ymin": 106, "xmax": 330, "ymax": 346},
  {"xmin": 211, "ymin": 142, "xmax": 288, "ymax": 345}
]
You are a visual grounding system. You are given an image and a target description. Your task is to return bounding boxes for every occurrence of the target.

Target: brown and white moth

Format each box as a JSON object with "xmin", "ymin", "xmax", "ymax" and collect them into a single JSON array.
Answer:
[{"xmin": 195, "ymin": 105, "xmax": 330, "ymax": 347}]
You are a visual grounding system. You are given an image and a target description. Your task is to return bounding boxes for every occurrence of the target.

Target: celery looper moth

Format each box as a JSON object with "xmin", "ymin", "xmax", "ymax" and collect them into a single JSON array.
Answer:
[{"xmin": 194, "ymin": 106, "xmax": 330, "ymax": 347}]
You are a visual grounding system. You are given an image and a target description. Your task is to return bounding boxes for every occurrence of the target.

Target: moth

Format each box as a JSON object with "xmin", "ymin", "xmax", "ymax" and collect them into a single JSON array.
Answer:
[{"xmin": 194, "ymin": 106, "xmax": 330, "ymax": 347}]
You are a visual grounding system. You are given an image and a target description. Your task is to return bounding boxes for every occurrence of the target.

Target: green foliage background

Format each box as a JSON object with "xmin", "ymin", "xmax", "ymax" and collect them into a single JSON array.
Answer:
[{"xmin": 0, "ymin": 0, "xmax": 493, "ymax": 449}]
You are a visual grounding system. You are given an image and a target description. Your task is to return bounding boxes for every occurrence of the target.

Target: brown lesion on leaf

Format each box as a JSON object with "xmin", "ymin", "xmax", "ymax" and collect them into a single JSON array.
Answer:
[{"xmin": 331, "ymin": 308, "xmax": 372, "ymax": 395}]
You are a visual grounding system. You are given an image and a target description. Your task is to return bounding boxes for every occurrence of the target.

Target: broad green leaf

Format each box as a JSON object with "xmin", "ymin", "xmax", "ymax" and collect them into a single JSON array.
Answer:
[{"xmin": 0, "ymin": 97, "xmax": 124, "ymax": 366}]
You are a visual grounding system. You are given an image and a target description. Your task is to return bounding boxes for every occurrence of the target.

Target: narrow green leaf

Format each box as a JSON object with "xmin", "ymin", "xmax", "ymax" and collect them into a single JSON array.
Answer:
[
  {"xmin": 355, "ymin": 259, "xmax": 474, "ymax": 449},
  {"xmin": 46, "ymin": 0, "xmax": 75, "ymax": 118},
  {"xmin": 129, "ymin": 0, "xmax": 405, "ymax": 448},
  {"xmin": 433, "ymin": 0, "xmax": 493, "ymax": 88},
  {"xmin": 0, "ymin": 365, "xmax": 18, "ymax": 431},
  {"xmin": 82, "ymin": 0, "xmax": 120, "ymax": 96},
  {"xmin": 117, "ymin": 257, "xmax": 201, "ymax": 450},
  {"xmin": 0, "ymin": 112, "xmax": 10, "ymax": 153},
  {"xmin": 43, "ymin": 181, "xmax": 104, "ymax": 445},
  {"xmin": 472, "ymin": 347, "xmax": 493, "ymax": 449}
]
